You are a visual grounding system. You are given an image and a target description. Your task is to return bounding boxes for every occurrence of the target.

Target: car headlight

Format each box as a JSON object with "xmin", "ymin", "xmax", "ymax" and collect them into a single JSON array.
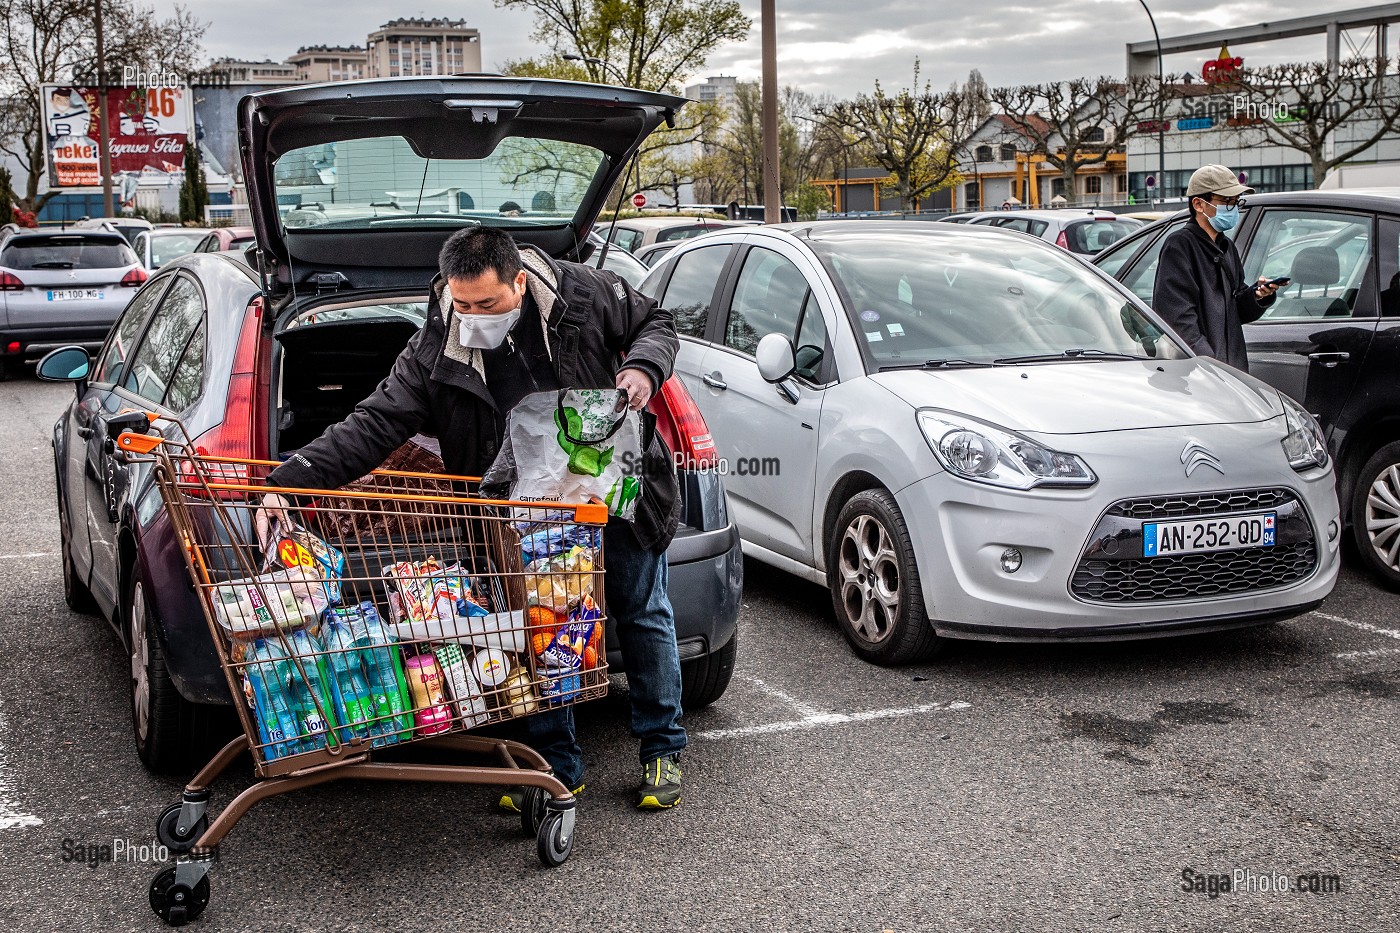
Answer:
[
  {"xmin": 1279, "ymin": 393, "xmax": 1328, "ymax": 471},
  {"xmin": 917, "ymin": 409, "xmax": 1096, "ymax": 489}
]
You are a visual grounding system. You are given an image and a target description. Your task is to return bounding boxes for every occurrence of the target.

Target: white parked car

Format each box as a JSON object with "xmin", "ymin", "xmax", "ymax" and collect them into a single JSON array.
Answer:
[
  {"xmin": 639, "ymin": 221, "xmax": 1341, "ymax": 664},
  {"xmin": 946, "ymin": 208, "xmax": 1142, "ymax": 255}
]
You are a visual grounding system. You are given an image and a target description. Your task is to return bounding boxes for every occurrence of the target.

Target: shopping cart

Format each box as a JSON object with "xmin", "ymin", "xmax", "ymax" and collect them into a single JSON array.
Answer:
[{"xmin": 116, "ymin": 417, "xmax": 609, "ymax": 926}]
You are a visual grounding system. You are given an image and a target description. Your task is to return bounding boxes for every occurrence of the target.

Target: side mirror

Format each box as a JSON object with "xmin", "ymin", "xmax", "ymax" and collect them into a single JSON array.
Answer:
[
  {"xmin": 36, "ymin": 346, "xmax": 91, "ymax": 382},
  {"xmin": 755, "ymin": 333, "xmax": 796, "ymax": 383}
]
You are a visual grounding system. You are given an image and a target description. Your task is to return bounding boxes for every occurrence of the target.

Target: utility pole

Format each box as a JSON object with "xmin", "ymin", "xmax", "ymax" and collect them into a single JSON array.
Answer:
[
  {"xmin": 1136, "ymin": 0, "xmax": 1165, "ymax": 206},
  {"xmin": 760, "ymin": 0, "xmax": 781, "ymax": 223},
  {"xmin": 94, "ymin": 0, "xmax": 114, "ymax": 217}
]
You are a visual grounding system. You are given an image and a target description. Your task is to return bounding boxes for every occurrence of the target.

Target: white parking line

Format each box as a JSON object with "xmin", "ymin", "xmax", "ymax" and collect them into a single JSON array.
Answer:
[
  {"xmin": 0, "ymin": 700, "xmax": 40, "ymax": 830},
  {"xmin": 743, "ymin": 675, "xmax": 823, "ymax": 718},
  {"xmin": 0, "ymin": 553, "xmax": 54, "ymax": 560},
  {"xmin": 696, "ymin": 700, "xmax": 971, "ymax": 741},
  {"xmin": 1334, "ymin": 647, "xmax": 1400, "ymax": 660},
  {"xmin": 1316, "ymin": 611, "xmax": 1400, "ymax": 641}
]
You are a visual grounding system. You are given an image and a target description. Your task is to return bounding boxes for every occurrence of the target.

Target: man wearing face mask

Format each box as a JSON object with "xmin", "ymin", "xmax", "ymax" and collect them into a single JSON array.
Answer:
[
  {"xmin": 258, "ymin": 226, "xmax": 687, "ymax": 811},
  {"xmin": 1152, "ymin": 164, "xmax": 1280, "ymax": 371}
]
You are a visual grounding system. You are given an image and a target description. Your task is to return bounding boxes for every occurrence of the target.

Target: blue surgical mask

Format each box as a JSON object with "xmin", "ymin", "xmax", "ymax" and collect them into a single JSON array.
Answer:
[{"xmin": 1208, "ymin": 204, "xmax": 1239, "ymax": 233}]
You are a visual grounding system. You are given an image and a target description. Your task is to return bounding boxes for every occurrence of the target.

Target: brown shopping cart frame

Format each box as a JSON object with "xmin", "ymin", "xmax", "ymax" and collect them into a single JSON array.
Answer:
[{"xmin": 116, "ymin": 416, "xmax": 610, "ymax": 926}]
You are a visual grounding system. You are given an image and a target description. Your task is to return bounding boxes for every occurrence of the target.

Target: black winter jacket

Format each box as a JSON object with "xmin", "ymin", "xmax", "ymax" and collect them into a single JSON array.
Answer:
[
  {"xmin": 267, "ymin": 247, "xmax": 683, "ymax": 553},
  {"xmin": 1152, "ymin": 221, "xmax": 1274, "ymax": 371}
]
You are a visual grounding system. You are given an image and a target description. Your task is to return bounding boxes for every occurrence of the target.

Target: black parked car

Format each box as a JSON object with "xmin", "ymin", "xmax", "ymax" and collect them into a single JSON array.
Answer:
[
  {"xmin": 39, "ymin": 77, "xmax": 743, "ymax": 773},
  {"xmin": 1093, "ymin": 188, "xmax": 1400, "ymax": 589}
]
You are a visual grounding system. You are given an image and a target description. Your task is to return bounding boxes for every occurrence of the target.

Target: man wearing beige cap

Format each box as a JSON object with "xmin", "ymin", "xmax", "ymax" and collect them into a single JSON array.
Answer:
[{"xmin": 1152, "ymin": 164, "xmax": 1281, "ymax": 371}]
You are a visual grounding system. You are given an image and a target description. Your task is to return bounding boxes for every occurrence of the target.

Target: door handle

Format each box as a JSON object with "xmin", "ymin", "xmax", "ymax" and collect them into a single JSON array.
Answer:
[
  {"xmin": 76, "ymin": 425, "xmax": 94, "ymax": 438},
  {"xmin": 702, "ymin": 372, "xmax": 728, "ymax": 390},
  {"xmin": 1306, "ymin": 350, "xmax": 1350, "ymax": 367}
]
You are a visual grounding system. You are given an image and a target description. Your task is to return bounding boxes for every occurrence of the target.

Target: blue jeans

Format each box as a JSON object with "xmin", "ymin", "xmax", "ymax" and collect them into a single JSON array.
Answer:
[{"xmin": 524, "ymin": 518, "xmax": 687, "ymax": 787}]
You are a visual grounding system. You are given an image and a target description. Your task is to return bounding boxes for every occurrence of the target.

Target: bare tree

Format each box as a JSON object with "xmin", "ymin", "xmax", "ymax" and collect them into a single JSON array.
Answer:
[
  {"xmin": 1230, "ymin": 56, "xmax": 1400, "ymax": 186},
  {"xmin": 988, "ymin": 75, "xmax": 1161, "ymax": 206},
  {"xmin": 0, "ymin": 0, "xmax": 206, "ymax": 211},
  {"xmin": 819, "ymin": 60, "xmax": 979, "ymax": 211}
]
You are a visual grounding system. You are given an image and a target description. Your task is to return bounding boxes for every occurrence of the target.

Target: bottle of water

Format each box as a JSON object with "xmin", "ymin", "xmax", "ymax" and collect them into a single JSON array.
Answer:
[
  {"xmin": 283, "ymin": 629, "xmax": 337, "ymax": 751},
  {"xmin": 337, "ymin": 602, "xmax": 413, "ymax": 746},
  {"xmin": 243, "ymin": 639, "xmax": 302, "ymax": 760},
  {"xmin": 321, "ymin": 619, "xmax": 376, "ymax": 744}
]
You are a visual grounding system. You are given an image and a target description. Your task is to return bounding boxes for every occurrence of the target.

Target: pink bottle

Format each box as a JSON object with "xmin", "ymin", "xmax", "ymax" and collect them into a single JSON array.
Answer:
[{"xmin": 404, "ymin": 654, "xmax": 453, "ymax": 736}]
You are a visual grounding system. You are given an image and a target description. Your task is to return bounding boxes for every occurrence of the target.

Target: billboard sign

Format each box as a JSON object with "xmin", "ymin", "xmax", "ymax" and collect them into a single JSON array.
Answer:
[{"xmin": 42, "ymin": 84, "xmax": 192, "ymax": 205}]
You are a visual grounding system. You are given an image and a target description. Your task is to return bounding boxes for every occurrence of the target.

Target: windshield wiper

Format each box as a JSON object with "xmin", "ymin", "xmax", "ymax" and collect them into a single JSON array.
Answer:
[
  {"xmin": 880, "ymin": 359, "xmax": 994, "ymax": 371},
  {"xmin": 993, "ymin": 348, "xmax": 1149, "ymax": 365}
]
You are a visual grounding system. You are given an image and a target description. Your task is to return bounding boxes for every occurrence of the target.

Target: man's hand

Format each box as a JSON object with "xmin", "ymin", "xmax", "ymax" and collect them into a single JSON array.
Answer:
[
  {"xmin": 254, "ymin": 493, "xmax": 292, "ymax": 554},
  {"xmin": 615, "ymin": 367, "xmax": 654, "ymax": 412},
  {"xmin": 1253, "ymin": 276, "xmax": 1283, "ymax": 300}
]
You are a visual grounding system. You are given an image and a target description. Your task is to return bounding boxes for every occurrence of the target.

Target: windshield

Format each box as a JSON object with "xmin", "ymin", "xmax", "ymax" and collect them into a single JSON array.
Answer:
[
  {"xmin": 150, "ymin": 232, "xmax": 207, "ymax": 267},
  {"xmin": 810, "ymin": 229, "xmax": 1187, "ymax": 368},
  {"xmin": 273, "ymin": 135, "xmax": 606, "ymax": 233},
  {"xmin": 1, "ymin": 235, "xmax": 137, "ymax": 270}
]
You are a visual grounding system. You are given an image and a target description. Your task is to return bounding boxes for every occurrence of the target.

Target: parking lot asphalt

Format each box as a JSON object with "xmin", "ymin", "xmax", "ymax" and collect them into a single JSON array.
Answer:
[{"xmin": 0, "ymin": 373, "xmax": 1396, "ymax": 932}]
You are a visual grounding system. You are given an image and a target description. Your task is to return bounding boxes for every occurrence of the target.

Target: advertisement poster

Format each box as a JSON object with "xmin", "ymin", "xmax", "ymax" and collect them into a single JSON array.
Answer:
[{"xmin": 42, "ymin": 84, "xmax": 191, "ymax": 207}]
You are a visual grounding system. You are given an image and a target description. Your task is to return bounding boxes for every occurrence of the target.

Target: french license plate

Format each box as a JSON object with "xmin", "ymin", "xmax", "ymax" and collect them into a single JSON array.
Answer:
[
  {"xmin": 1143, "ymin": 512, "xmax": 1276, "ymax": 557},
  {"xmin": 47, "ymin": 288, "xmax": 104, "ymax": 301}
]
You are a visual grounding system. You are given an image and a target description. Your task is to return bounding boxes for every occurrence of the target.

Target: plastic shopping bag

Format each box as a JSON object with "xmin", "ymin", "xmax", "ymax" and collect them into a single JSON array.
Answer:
[{"xmin": 481, "ymin": 388, "xmax": 643, "ymax": 520}]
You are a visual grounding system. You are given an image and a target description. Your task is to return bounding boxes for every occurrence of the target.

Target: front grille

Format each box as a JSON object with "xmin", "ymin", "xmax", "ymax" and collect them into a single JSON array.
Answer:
[
  {"xmin": 1071, "ymin": 541, "xmax": 1318, "ymax": 602},
  {"xmin": 1106, "ymin": 488, "xmax": 1291, "ymax": 520},
  {"xmin": 1071, "ymin": 488, "xmax": 1318, "ymax": 603}
]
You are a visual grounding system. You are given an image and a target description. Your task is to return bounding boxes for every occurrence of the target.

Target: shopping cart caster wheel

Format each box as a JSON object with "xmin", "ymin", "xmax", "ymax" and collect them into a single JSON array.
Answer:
[
  {"xmin": 156, "ymin": 803, "xmax": 209, "ymax": 854},
  {"xmin": 149, "ymin": 865, "xmax": 210, "ymax": 926},
  {"xmin": 520, "ymin": 786, "xmax": 546, "ymax": 838},
  {"xmin": 536, "ymin": 807, "xmax": 575, "ymax": 867}
]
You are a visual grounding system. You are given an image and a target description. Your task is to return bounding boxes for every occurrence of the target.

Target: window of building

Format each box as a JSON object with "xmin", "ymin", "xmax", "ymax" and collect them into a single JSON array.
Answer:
[
  {"xmin": 1084, "ymin": 175, "xmax": 1102, "ymax": 195},
  {"xmin": 974, "ymin": 145, "xmax": 993, "ymax": 162},
  {"xmin": 999, "ymin": 145, "xmax": 1016, "ymax": 161},
  {"xmin": 1084, "ymin": 127, "xmax": 1106, "ymax": 143},
  {"xmin": 1051, "ymin": 177, "xmax": 1066, "ymax": 198}
]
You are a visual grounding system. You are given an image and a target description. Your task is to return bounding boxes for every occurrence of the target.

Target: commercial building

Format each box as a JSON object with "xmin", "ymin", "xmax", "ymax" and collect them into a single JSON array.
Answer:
[
  {"xmin": 1124, "ymin": 4, "xmax": 1400, "ymax": 201},
  {"xmin": 684, "ymin": 75, "xmax": 740, "ymax": 114},
  {"xmin": 286, "ymin": 46, "xmax": 369, "ymax": 84},
  {"xmin": 366, "ymin": 18, "xmax": 481, "ymax": 78}
]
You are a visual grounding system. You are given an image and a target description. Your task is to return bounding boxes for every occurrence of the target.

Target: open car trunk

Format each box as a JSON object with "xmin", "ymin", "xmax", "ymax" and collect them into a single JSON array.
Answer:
[{"xmin": 274, "ymin": 315, "xmax": 422, "ymax": 455}]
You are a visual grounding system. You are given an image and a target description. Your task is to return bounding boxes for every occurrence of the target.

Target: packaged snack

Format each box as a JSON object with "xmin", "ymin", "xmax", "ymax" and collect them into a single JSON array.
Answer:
[
  {"xmin": 263, "ymin": 518, "xmax": 345, "ymax": 606},
  {"xmin": 516, "ymin": 519, "xmax": 603, "ymax": 563},
  {"xmin": 434, "ymin": 643, "xmax": 491, "ymax": 727},
  {"xmin": 500, "ymin": 666, "xmax": 540, "ymax": 717},
  {"xmin": 523, "ymin": 545, "xmax": 596, "ymax": 611},
  {"xmin": 537, "ymin": 598, "xmax": 602, "ymax": 703},
  {"xmin": 383, "ymin": 559, "xmax": 491, "ymax": 626},
  {"xmin": 404, "ymin": 654, "xmax": 453, "ymax": 736},
  {"xmin": 209, "ymin": 569, "xmax": 323, "ymax": 639}
]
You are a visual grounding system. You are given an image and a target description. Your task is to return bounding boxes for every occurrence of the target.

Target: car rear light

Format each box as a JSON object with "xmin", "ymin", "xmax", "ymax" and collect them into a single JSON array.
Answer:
[
  {"xmin": 0, "ymin": 272, "xmax": 22, "ymax": 291},
  {"xmin": 120, "ymin": 268, "xmax": 147, "ymax": 287},
  {"xmin": 650, "ymin": 375, "xmax": 718, "ymax": 469},
  {"xmin": 1055, "ymin": 230, "xmax": 1069, "ymax": 249},
  {"xmin": 192, "ymin": 297, "xmax": 268, "ymax": 462},
  {"xmin": 6, "ymin": 341, "xmax": 19, "ymax": 354}
]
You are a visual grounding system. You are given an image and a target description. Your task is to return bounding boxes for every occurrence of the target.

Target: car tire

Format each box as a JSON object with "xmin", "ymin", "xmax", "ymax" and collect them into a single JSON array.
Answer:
[
  {"xmin": 57, "ymin": 495, "xmax": 98, "ymax": 616},
  {"xmin": 1352, "ymin": 440, "xmax": 1400, "ymax": 591},
  {"xmin": 128, "ymin": 576, "xmax": 233, "ymax": 774},
  {"xmin": 827, "ymin": 489, "xmax": 942, "ymax": 665},
  {"xmin": 680, "ymin": 631, "xmax": 738, "ymax": 711}
]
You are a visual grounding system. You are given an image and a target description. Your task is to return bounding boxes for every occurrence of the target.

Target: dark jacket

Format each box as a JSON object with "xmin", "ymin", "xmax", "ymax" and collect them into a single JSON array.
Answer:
[
  {"xmin": 1152, "ymin": 221, "xmax": 1274, "ymax": 371},
  {"xmin": 267, "ymin": 246, "xmax": 683, "ymax": 553}
]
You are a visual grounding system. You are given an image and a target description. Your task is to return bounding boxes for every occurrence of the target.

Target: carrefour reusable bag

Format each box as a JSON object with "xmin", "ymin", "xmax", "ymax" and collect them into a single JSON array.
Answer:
[{"xmin": 481, "ymin": 388, "xmax": 643, "ymax": 520}]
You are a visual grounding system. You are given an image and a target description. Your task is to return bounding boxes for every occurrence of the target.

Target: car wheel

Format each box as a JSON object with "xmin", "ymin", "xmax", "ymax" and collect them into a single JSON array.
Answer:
[
  {"xmin": 128, "ymin": 576, "xmax": 230, "ymax": 774},
  {"xmin": 680, "ymin": 631, "xmax": 738, "ymax": 711},
  {"xmin": 57, "ymin": 499, "xmax": 97, "ymax": 615},
  {"xmin": 828, "ymin": 489, "xmax": 941, "ymax": 665},
  {"xmin": 1353, "ymin": 440, "xmax": 1400, "ymax": 591}
]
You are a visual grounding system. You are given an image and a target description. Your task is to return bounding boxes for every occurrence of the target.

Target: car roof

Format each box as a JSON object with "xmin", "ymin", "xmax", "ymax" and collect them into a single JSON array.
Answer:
[
  {"xmin": 1239, "ymin": 187, "xmax": 1400, "ymax": 213},
  {"xmin": 6, "ymin": 229, "xmax": 128, "ymax": 242},
  {"xmin": 605, "ymin": 216, "xmax": 736, "ymax": 229},
  {"xmin": 149, "ymin": 227, "xmax": 212, "ymax": 236},
  {"xmin": 965, "ymin": 208, "xmax": 1122, "ymax": 221}
]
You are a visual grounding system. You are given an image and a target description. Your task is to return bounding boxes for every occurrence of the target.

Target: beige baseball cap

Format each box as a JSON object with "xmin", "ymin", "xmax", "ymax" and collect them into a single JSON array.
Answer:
[{"xmin": 1186, "ymin": 164, "xmax": 1254, "ymax": 198}]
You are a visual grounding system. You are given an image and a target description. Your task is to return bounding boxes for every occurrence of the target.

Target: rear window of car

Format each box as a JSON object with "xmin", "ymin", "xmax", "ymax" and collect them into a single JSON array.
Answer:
[
  {"xmin": 1064, "ymin": 220, "xmax": 1139, "ymax": 255},
  {"xmin": 657, "ymin": 226, "xmax": 716, "ymax": 243},
  {"xmin": 1, "ymin": 235, "xmax": 137, "ymax": 270}
]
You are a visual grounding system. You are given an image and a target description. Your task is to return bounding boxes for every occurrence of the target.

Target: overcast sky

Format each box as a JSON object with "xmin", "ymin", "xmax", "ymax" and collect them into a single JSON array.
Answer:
[{"xmin": 153, "ymin": 0, "xmax": 1366, "ymax": 96}]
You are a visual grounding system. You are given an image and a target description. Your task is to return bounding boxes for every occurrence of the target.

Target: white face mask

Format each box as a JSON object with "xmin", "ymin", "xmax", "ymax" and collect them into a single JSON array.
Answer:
[{"xmin": 456, "ymin": 306, "xmax": 522, "ymax": 349}]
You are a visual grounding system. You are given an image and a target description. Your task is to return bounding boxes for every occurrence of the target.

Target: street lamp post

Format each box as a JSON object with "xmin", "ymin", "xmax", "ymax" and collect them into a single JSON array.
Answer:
[
  {"xmin": 561, "ymin": 53, "xmax": 627, "ymax": 85},
  {"xmin": 1136, "ymin": 0, "xmax": 1166, "ymax": 206},
  {"xmin": 795, "ymin": 112, "xmax": 848, "ymax": 215},
  {"xmin": 94, "ymin": 0, "xmax": 114, "ymax": 217}
]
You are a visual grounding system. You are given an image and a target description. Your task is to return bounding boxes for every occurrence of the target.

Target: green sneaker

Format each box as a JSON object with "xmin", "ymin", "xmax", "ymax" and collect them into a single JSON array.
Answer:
[
  {"xmin": 635, "ymin": 755, "xmax": 682, "ymax": 810},
  {"xmin": 498, "ymin": 782, "xmax": 584, "ymax": 813}
]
